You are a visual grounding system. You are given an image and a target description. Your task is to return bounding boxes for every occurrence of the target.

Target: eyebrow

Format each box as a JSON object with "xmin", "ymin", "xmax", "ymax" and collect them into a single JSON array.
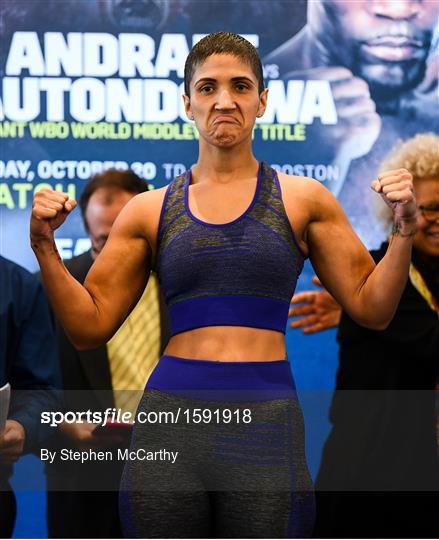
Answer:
[{"xmin": 194, "ymin": 76, "xmax": 256, "ymax": 86}]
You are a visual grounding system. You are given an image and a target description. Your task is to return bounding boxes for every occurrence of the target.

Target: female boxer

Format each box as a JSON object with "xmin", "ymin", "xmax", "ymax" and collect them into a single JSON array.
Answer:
[{"xmin": 31, "ymin": 32, "xmax": 417, "ymax": 538}]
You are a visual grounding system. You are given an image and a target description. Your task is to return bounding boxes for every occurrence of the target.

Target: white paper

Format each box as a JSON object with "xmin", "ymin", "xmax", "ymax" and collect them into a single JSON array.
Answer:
[{"xmin": 0, "ymin": 383, "xmax": 11, "ymax": 434}]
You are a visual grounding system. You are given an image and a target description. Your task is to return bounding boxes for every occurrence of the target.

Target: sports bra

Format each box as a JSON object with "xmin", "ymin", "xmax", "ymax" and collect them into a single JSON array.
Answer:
[{"xmin": 153, "ymin": 162, "xmax": 306, "ymax": 336}]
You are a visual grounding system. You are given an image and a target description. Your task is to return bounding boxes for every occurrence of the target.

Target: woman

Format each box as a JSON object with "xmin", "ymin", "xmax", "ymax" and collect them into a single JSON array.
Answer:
[
  {"xmin": 31, "ymin": 33, "xmax": 418, "ymax": 538},
  {"xmin": 290, "ymin": 133, "xmax": 439, "ymax": 538}
]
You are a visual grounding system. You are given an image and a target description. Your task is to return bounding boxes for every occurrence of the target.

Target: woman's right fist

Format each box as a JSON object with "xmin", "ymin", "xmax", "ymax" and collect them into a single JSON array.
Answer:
[{"xmin": 31, "ymin": 188, "xmax": 77, "ymax": 241}]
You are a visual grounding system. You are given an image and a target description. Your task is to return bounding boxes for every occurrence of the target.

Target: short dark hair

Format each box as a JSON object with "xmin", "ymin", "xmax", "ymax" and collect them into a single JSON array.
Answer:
[
  {"xmin": 184, "ymin": 31, "xmax": 265, "ymax": 96},
  {"xmin": 79, "ymin": 169, "xmax": 148, "ymax": 230}
]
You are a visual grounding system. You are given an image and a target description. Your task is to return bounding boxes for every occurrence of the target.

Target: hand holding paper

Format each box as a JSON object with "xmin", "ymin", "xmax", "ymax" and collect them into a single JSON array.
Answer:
[
  {"xmin": 0, "ymin": 383, "xmax": 11, "ymax": 435},
  {"xmin": 0, "ymin": 420, "xmax": 26, "ymax": 464},
  {"xmin": 0, "ymin": 384, "xmax": 26, "ymax": 464}
]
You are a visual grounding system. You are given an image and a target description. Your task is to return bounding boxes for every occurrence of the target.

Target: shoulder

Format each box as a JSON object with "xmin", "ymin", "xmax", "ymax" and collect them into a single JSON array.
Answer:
[
  {"xmin": 111, "ymin": 185, "xmax": 170, "ymax": 231},
  {"xmin": 125, "ymin": 185, "xmax": 170, "ymax": 213},
  {"xmin": 276, "ymin": 171, "xmax": 337, "ymax": 220},
  {"xmin": 276, "ymin": 171, "xmax": 318, "ymax": 190},
  {"xmin": 107, "ymin": 185, "xmax": 172, "ymax": 255},
  {"xmin": 137, "ymin": 184, "xmax": 170, "ymax": 203}
]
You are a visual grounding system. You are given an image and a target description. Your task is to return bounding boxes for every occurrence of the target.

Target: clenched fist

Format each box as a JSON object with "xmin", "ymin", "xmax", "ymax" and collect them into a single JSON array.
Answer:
[
  {"xmin": 370, "ymin": 168, "xmax": 417, "ymax": 228},
  {"xmin": 31, "ymin": 189, "xmax": 77, "ymax": 242}
]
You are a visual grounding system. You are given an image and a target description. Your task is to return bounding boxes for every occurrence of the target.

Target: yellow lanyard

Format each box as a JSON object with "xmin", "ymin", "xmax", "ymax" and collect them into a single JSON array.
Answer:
[{"xmin": 409, "ymin": 263, "xmax": 439, "ymax": 315}]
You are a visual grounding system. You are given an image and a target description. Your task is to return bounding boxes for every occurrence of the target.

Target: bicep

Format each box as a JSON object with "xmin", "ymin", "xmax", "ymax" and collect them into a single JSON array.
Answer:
[
  {"xmin": 306, "ymin": 185, "xmax": 376, "ymax": 317},
  {"xmin": 83, "ymin": 196, "xmax": 152, "ymax": 337}
]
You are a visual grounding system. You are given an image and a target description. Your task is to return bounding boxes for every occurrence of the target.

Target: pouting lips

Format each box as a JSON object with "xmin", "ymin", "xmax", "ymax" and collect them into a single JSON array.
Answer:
[{"xmin": 213, "ymin": 116, "xmax": 239, "ymax": 124}]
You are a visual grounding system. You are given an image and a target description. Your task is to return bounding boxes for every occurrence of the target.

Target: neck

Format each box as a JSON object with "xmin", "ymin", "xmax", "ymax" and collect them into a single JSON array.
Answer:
[{"xmin": 193, "ymin": 137, "xmax": 258, "ymax": 183}]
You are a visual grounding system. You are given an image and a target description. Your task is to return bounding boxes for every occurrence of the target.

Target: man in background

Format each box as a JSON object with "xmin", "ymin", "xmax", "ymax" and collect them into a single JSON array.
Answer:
[
  {"xmin": 265, "ymin": 0, "xmax": 438, "ymax": 239},
  {"xmin": 46, "ymin": 169, "xmax": 169, "ymax": 538},
  {"xmin": 0, "ymin": 256, "xmax": 60, "ymax": 538}
]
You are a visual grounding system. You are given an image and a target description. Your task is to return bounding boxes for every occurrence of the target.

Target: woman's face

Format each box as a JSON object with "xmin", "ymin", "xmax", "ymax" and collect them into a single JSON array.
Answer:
[
  {"xmin": 183, "ymin": 53, "xmax": 267, "ymax": 148},
  {"xmin": 413, "ymin": 177, "xmax": 439, "ymax": 257}
]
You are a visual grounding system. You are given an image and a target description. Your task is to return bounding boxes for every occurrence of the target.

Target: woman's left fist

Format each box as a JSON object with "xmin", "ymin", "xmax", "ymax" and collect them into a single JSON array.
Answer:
[{"xmin": 371, "ymin": 168, "xmax": 417, "ymax": 222}]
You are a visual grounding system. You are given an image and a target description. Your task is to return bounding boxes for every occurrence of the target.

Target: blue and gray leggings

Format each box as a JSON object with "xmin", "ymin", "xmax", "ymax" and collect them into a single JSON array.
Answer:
[{"xmin": 119, "ymin": 356, "xmax": 315, "ymax": 538}]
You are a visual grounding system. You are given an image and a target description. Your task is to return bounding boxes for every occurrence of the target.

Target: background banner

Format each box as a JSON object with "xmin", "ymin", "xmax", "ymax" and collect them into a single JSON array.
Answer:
[
  {"xmin": 2, "ymin": 2, "xmax": 438, "ymax": 536},
  {"xmin": 2, "ymin": 0, "xmax": 437, "ymax": 269}
]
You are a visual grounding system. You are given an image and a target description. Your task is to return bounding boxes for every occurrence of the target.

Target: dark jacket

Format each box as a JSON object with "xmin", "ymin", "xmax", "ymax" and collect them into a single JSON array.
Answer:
[
  {"xmin": 314, "ymin": 243, "xmax": 439, "ymax": 538},
  {"xmin": 0, "ymin": 256, "xmax": 60, "ymax": 454}
]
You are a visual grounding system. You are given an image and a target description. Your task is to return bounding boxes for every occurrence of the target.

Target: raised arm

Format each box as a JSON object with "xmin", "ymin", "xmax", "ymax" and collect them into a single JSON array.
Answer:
[
  {"xmin": 285, "ymin": 169, "xmax": 417, "ymax": 330},
  {"xmin": 30, "ymin": 189, "xmax": 159, "ymax": 349}
]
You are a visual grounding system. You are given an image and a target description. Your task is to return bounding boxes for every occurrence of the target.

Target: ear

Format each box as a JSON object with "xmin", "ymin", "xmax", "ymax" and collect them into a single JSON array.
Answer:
[
  {"xmin": 256, "ymin": 88, "xmax": 269, "ymax": 118},
  {"xmin": 183, "ymin": 94, "xmax": 193, "ymax": 121}
]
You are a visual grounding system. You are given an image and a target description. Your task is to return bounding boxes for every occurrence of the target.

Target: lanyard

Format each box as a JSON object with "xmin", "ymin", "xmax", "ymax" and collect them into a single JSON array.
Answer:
[{"xmin": 409, "ymin": 263, "xmax": 439, "ymax": 316}]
